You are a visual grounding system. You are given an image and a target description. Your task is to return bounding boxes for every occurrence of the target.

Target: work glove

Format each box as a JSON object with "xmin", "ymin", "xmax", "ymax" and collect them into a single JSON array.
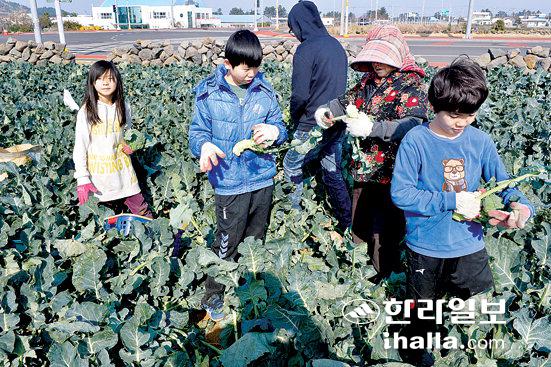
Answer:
[
  {"xmin": 252, "ymin": 123, "xmax": 280, "ymax": 147},
  {"xmin": 200, "ymin": 142, "xmax": 226, "ymax": 172},
  {"xmin": 314, "ymin": 107, "xmax": 334, "ymax": 129},
  {"xmin": 77, "ymin": 183, "xmax": 99, "ymax": 205},
  {"xmin": 122, "ymin": 144, "xmax": 134, "ymax": 155},
  {"xmin": 488, "ymin": 202, "xmax": 531, "ymax": 229},
  {"xmin": 455, "ymin": 191, "xmax": 482, "ymax": 220},
  {"xmin": 344, "ymin": 113, "xmax": 374, "ymax": 138}
]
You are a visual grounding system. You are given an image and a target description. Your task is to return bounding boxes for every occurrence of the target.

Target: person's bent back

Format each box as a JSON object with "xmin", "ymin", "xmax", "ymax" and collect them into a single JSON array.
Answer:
[{"xmin": 288, "ymin": 1, "xmax": 348, "ymax": 131}]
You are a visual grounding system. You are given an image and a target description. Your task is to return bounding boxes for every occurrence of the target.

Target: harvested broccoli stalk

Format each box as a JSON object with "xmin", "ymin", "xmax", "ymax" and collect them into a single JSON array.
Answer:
[
  {"xmin": 124, "ymin": 129, "xmax": 154, "ymax": 151},
  {"xmin": 232, "ymin": 127, "xmax": 324, "ymax": 157},
  {"xmin": 452, "ymin": 169, "xmax": 544, "ymax": 223}
]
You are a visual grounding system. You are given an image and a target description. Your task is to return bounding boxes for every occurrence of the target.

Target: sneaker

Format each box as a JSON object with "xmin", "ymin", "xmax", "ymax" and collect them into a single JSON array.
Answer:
[{"xmin": 201, "ymin": 294, "xmax": 225, "ymax": 322}]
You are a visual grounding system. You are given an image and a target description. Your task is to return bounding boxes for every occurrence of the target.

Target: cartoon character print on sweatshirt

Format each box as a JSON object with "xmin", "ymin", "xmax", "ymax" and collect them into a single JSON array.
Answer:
[{"xmin": 441, "ymin": 158, "xmax": 468, "ymax": 193}]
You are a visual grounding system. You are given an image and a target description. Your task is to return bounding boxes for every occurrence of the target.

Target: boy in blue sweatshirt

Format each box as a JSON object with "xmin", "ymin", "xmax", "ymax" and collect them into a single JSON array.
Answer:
[
  {"xmin": 392, "ymin": 57, "xmax": 534, "ymax": 301},
  {"xmin": 188, "ymin": 30, "xmax": 287, "ymax": 321},
  {"xmin": 391, "ymin": 56, "xmax": 534, "ymax": 365}
]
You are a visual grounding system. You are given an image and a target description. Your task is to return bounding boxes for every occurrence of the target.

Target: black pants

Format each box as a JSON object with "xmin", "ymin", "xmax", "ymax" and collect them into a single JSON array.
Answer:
[
  {"xmin": 283, "ymin": 125, "xmax": 352, "ymax": 231},
  {"xmin": 399, "ymin": 247, "xmax": 495, "ymax": 363},
  {"xmin": 351, "ymin": 182, "xmax": 405, "ymax": 276},
  {"xmin": 406, "ymin": 247, "xmax": 494, "ymax": 301},
  {"xmin": 203, "ymin": 185, "xmax": 274, "ymax": 302}
]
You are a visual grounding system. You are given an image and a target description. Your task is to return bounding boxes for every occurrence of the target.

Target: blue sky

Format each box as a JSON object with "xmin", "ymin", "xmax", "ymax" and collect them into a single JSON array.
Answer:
[{"xmin": 13, "ymin": 0, "xmax": 551, "ymax": 17}]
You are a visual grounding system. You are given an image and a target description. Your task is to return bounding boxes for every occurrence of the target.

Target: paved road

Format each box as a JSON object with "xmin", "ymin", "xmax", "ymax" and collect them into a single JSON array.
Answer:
[{"xmin": 2, "ymin": 29, "xmax": 551, "ymax": 63}]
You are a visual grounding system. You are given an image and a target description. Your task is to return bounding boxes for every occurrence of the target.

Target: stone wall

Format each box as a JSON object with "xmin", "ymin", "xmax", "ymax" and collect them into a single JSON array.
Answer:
[
  {"xmin": 476, "ymin": 46, "xmax": 551, "ymax": 72},
  {"xmin": 2, "ymin": 36, "xmax": 551, "ymax": 74},
  {"xmin": 0, "ymin": 37, "xmax": 76, "ymax": 65},
  {"xmin": 107, "ymin": 38, "xmax": 363, "ymax": 67}
]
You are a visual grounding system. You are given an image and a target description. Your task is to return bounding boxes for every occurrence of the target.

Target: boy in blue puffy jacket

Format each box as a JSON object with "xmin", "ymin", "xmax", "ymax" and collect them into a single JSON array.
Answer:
[{"xmin": 188, "ymin": 30, "xmax": 287, "ymax": 321}]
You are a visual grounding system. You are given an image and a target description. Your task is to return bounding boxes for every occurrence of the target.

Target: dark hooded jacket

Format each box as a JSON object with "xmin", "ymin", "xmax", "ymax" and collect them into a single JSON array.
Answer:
[{"xmin": 288, "ymin": 1, "xmax": 348, "ymax": 131}]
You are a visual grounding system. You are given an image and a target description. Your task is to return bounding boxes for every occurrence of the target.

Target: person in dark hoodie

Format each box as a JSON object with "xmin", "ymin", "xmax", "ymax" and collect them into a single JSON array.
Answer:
[{"xmin": 283, "ymin": 0, "xmax": 351, "ymax": 231}]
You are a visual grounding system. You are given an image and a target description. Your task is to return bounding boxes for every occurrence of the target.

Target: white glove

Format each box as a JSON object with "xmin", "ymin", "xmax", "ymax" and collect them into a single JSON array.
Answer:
[
  {"xmin": 63, "ymin": 89, "xmax": 80, "ymax": 112},
  {"xmin": 344, "ymin": 113, "xmax": 374, "ymax": 138},
  {"xmin": 200, "ymin": 142, "xmax": 226, "ymax": 172},
  {"xmin": 314, "ymin": 107, "xmax": 334, "ymax": 129},
  {"xmin": 252, "ymin": 123, "xmax": 279, "ymax": 147},
  {"xmin": 455, "ymin": 191, "xmax": 482, "ymax": 220}
]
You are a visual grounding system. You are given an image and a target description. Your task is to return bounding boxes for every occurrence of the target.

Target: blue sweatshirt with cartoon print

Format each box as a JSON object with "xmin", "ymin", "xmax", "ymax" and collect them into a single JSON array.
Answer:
[{"xmin": 391, "ymin": 123, "xmax": 534, "ymax": 258}]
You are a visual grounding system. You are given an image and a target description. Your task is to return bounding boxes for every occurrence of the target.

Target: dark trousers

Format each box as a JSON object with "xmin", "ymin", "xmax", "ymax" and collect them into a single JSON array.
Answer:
[
  {"xmin": 351, "ymin": 182, "xmax": 405, "ymax": 276},
  {"xmin": 399, "ymin": 247, "xmax": 495, "ymax": 364},
  {"xmin": 283, "ymin": 125, "xmax": 352, "ymax": 231},
  {"xmin": 203, "ymin": 185, "xmax": 274, "ymax": 302},
  {"xmin": 101, "ymin": 192, "xmax": 153, "ymax": 218},
  {"xmin": 406, "ymin": 247, "xmax": 494, "ymax": 301}
]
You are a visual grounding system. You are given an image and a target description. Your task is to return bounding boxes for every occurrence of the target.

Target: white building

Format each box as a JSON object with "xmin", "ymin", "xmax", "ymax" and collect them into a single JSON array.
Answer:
[
  {"xmin": 491, "ymin": 17, "xmax": 513, "ymax": 27},
  {"xmin": 321, "ymin": 17, "xmax": 334, "ymax": 26},
  {"xmin": 63, "ymin": 15, "xmax": 95, "ymax": 27},
  {"xmin": 520, "ymin": 14, "xmax": 549, "ymax": 28},
  {"xmin": 472, "ymin": 11, "xmax": 492, "ymax": 25},
  {"xmin": 92, "ymin": 0, "xmax": 220, "ymax": 30}
]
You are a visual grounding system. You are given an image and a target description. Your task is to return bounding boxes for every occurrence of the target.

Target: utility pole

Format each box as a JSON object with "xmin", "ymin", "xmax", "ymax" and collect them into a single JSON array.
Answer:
[
  {"xmin": 53, "ymin": 0, "xmax": 65, "ymax": 44},
  {"xmin": 339, "ymin": 0, "xmax": 345, "ymax": 35},
  {"xmin": 170, "ymin": 0, "xmax": 175, "ymax": 28},
  {"xmin": 127, "ymin": 0, "xmax": 131, "ymax": 30},
  {"xmin": 375, "ymin": 0, "xmax": 378, "ymax": 21},
  {"xmin": 369, "ymin": 0, "xmax": 372, "ymax": 21},
  {"xmin": 344, "ymin": 0, "xmax": 349, "ymax": 35},
  {"xmin": 421, "ymin": 0, "xmax": 425, "ymax": 24},
  {"xmin": 114, "ymin": 0, "xmax": 119, "ymax": 30},
  {"xmin": 253, "ymin": 0, "xmax": 258, "ymax": 31},
  {"xmin": 275, "ymin": 0, "xmax": 279, "ymax": 30},
  {"xmin": 465, "ymin": 0, "xmax": 475, "ymax": 39},
  {"xmin": 29, "ymin": 0, "xmax": 42, "ymax": 43}
]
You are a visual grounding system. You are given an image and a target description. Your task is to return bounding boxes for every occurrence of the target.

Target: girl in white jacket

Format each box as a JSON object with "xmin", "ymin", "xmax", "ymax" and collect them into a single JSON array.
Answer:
[{"xmin": 72, "ymin": 60, "xmax": 151, "ymax": 217}]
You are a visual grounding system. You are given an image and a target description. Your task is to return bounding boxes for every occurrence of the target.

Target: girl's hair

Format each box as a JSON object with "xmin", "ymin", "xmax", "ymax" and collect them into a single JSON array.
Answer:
[{"xmin": 83, "ymin": 60, "xmax": 126, "ymax": 126}]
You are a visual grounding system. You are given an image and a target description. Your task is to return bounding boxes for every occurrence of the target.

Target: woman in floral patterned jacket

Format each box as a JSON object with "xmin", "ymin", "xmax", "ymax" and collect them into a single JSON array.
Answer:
[{"xmin": 315, "ymin": 25, "xmax": 428, "ymax": 277}]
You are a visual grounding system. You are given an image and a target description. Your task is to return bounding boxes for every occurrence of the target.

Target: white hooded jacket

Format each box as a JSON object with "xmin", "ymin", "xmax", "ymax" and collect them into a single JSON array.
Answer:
[{"xmin": 72, "ymin": 101, "xmax": 140, "ymax": 202}]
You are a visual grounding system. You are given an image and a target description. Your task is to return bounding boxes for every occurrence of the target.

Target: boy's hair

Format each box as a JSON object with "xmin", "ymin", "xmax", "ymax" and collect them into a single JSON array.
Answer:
[
  {"xmin": 225, "ymin": 30, "xmax": 263, "ymax": 68},
  {"xmin": 428, "ymin": 57, "xmax": 488, "ymax": 114},
  {"xmin": 83, "ymin": 60, "xmax": 126, "ymax": 126}
]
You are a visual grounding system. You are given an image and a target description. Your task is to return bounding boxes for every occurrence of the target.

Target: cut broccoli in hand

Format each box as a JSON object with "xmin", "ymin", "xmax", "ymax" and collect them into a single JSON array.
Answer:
[
  {"xmin": 124, "ymin": 129, "xmax": 154, "ymax": 151},
  {"xmin": 233, "ymin": 139, "xmax": 264, "ymax": 156}
]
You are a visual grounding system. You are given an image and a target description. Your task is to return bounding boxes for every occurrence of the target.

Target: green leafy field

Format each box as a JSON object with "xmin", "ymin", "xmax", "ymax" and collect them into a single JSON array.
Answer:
[{"xmin": 0, "ymin": 62, "xmax": 549, "ymax": 366}]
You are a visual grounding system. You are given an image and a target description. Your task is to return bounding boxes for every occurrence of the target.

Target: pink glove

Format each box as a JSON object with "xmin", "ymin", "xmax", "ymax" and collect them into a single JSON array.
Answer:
[
  {"xmin": 77, "ymin": 183, "xmax": 98, "ymax": 205},
  {"xmin": 488, "ymin": 202, "xmax": 531, "ymax": 229},
  {"xmin": 122, "ymin": 144, "xmax": 134, "ymax": 155}
]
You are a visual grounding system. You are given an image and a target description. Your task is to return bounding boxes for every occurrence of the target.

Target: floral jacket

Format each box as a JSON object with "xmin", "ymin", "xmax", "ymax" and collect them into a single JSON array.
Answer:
[{"xmin": 337, "ymin": 70, "xmax": 428, "ymax": 184}]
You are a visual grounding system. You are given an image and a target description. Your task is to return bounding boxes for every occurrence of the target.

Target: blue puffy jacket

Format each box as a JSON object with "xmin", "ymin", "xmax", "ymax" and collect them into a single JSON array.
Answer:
[{"xmin": 188, "ymin": 65, "xmax": 288, "ymax": 195}]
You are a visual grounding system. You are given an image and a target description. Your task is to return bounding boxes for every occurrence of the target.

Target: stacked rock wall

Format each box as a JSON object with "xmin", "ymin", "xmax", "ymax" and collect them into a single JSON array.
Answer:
[
  {"xmin": 1, "ymin": 36, "xmax": 550, "ymax": 74},
  {"xmin": 0, "ymin": 38, "xmax": 75, "ymax": 65},
  {"xmin": 107, "ymin": 38, "xmax": 363, "ymax": 67},
  {"xmin": 476, "ymin": 46, "xmax": 551, "ymax": 72}
]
